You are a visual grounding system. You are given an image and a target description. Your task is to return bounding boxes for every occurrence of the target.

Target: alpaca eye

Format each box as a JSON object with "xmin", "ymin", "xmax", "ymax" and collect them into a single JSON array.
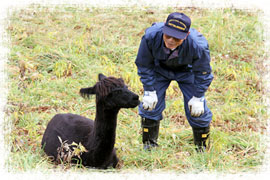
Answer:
[
  {"xmin": 113, "ymin": 89, "xmax": 122, "ymax": 94},
  {"xmin": 107, "ymin": 93, "xmax": 113, "ymax": 98}
]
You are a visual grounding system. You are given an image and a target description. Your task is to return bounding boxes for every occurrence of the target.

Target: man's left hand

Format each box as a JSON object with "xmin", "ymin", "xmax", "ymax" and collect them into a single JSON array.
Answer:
[{"xmin": 188, "ymin": 96, "xmax": 205, "ymax": 117}]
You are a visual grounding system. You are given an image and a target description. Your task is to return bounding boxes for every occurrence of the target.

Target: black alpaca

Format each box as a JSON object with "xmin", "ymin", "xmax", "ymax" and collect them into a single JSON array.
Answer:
[{"xmin": 41, "ymin": 73, "xmax": 140, "ymax": 169}]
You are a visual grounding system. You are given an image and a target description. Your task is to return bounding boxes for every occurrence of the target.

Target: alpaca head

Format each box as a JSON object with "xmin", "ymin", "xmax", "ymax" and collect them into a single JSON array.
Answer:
[{"xmin": 80, "ymin": 73, "xmax": 140, "ymax": 109}]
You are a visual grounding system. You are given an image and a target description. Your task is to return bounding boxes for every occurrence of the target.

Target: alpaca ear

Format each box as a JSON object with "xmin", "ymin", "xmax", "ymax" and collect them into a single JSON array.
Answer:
[
  {"xmin": 80, "ymin": 87, "xmax": 95, "ymax": 98},
  {"xmin": 98, "ymin": 73, "xmax": 107, "ymax": 81}
]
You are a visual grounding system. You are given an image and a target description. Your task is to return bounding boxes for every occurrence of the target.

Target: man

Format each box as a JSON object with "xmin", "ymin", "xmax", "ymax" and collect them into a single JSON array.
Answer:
[{"xmin": 135, "ymin": 12, "xmax": 213, "ymax": 152}]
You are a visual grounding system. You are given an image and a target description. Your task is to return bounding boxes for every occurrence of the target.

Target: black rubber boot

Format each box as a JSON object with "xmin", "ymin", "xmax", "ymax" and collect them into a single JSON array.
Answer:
[
  {"xmin": 192, "ymin": 126, "xmax": 210, "ymax": 152},
  {"xmin": 141, "ymin": 118, "xmax": 160, "ymax": 151}
]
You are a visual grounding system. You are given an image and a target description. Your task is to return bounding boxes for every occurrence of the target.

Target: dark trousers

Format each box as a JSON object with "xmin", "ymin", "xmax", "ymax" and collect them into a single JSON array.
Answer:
[{"xmin": 139, "ymin": 71, "xmax": 212, "ymax": 128}]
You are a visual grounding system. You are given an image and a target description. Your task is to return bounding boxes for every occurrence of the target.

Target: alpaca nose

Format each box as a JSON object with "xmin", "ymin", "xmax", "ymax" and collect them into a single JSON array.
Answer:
[{"xmin": 133, "ymin": 94, "xmax": 139, "ymax": 101}]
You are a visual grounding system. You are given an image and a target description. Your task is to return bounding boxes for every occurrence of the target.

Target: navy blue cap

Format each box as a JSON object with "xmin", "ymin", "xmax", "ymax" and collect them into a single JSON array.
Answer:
[{"xmin": 163, "ymin": 12, "xmax": 191, "ymax": 39}]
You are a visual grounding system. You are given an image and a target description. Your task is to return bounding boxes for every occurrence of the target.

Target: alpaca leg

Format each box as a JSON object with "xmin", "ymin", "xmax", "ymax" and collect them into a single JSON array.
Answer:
[
  {"xmin": 111, "ymin": 149, "xmax": 119, "ymax": 168},
  {"xmin": 97, "ymin": 150, "xmax": 119, "ymax": 169}
]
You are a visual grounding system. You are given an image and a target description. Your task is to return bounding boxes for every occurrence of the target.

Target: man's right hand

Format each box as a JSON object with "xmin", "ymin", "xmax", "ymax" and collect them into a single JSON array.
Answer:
[{"xmin": 142, "ymin": 91, "xmax": 158, "ymax": 111}]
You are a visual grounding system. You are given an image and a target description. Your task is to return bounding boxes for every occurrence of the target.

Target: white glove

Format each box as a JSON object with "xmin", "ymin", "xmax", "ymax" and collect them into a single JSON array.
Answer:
[
  {"xmin": 188, "ymin": 96, "xmax": 205, "ymax": 117},
  {"xmin": 142, "ymin": 91, "xmax": 158, "ymax": 111}
]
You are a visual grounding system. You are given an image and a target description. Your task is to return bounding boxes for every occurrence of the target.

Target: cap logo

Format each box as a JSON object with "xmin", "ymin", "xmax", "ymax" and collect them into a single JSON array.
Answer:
[{"xmin": 168, "ymin": 19, "xmax": 187, "ymax": 31}]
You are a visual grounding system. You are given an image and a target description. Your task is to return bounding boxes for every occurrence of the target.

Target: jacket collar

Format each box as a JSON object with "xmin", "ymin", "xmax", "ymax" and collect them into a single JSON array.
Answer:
[{"xmin": 163, "ymin": 42, "xmax": 180, "ymax": 60}]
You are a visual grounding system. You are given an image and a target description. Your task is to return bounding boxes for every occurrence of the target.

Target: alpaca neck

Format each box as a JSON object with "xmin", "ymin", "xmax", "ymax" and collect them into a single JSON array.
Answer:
[{"xmin": 88, "ymin": 102, "xmax": 119, "ymax": 159}]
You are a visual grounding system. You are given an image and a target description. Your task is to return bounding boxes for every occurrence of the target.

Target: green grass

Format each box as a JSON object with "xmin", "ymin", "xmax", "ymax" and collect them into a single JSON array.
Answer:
[{"xmin": 5, "ymin": 5, "xmax": 267, "ymax": 173}]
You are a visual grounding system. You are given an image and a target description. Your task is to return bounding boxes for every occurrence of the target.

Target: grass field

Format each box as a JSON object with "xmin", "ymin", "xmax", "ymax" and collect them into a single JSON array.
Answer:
[{"xmin": 4, "ymin": 5, "xmax": 267, "ymax": 173}]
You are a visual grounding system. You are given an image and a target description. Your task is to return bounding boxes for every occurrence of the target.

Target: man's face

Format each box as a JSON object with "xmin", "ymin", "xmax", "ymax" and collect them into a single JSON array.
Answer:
[{"xmin": 163, "ymin": 33, "xmax": 188, "ymax": 50}]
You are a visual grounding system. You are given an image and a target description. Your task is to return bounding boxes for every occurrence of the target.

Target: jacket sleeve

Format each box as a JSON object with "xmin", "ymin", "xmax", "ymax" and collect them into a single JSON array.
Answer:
[
  {"xmin": 135, "ymin": 35, "xmax": 156, "ymax": 91},
  {"xmin": 191, "ymin": 36, "xmax": 214, "ymax": 98},
  {"xmin": 193, "ymin": 71, "xmax": 213, "ymax": 97}
]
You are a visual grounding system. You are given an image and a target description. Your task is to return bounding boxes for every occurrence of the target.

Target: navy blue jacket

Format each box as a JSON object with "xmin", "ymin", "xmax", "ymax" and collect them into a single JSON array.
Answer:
[{"xmin": 135, "ymin": 22, "xmax": 213, "ymax": 97}]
